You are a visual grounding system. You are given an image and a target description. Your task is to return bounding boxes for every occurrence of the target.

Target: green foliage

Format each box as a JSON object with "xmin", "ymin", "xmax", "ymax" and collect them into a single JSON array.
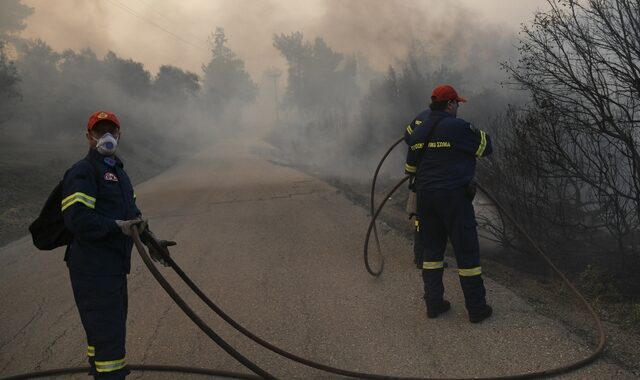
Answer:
[
  {"xmin": 0, "ymin": 41, "xmax": 19, "ymax": 97},
  {"xmin": 273, "ymin": 32, "xmax": 358, "ymax": 116},
  {"xmin": 153, "ymin": 65, "xmax": 199, "ymax": 100},
  {"xmin": 201, "ymin": 27, "xmax": 257, "ymax": 115},
  {"xmin": 0, "ymin": 0, "xmax": 33, "ymax": 35},
  {"xmin": 103, "ymin": 52, "xmax": 151, "ymax": 98},
  {"xmin": 0, "ymin": 41, "xmax": 21, "ymax": 125},
  {"xmin": 7, "ymin": 38, "xmax": 207, "ymax": 141}
]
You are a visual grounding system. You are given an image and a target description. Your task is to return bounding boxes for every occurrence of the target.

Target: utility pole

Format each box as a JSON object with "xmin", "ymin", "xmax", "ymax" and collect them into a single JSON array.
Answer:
[{"xmin": 265, "ymin": 67, "xmax": 282, "ymax": 124}]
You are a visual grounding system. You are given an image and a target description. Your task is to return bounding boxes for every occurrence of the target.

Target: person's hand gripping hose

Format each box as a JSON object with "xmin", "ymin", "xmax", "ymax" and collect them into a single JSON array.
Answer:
[
  {"xmin": 116, "ymin": 218, "xmax": 147, "ymax": 236},
  {"xmin": 140, "ymin": 229, "xmax": 176, "ymax": 267}
]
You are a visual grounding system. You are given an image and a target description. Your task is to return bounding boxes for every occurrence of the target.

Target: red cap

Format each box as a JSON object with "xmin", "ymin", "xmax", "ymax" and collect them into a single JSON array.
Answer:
[
  {"xmin": 431, "ymin": 84, "xmax": 467, "ymax": 103},
  {"xmin": 87, "ymin": 111, "xmax": 120, "ymax": 131}
]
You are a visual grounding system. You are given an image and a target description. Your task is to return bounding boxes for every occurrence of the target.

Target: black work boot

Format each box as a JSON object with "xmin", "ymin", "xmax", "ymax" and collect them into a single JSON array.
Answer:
[
  {"xmin": 469, "ymin": 305, "xmax": 493, "ymax": 323},
  {"xmin": 427, "ymin": 300, "xmax": 451, "ymax": 319}
]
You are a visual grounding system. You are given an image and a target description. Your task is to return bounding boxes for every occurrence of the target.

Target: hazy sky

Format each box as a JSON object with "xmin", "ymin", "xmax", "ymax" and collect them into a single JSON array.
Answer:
[{"xmin": 17, "ymin": 0, "xmax": 549, "ymax": 77}]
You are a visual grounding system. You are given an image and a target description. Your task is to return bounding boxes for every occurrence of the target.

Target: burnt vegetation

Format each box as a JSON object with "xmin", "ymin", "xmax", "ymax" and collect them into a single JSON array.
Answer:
[{"xmin": 481, "ymin": 0, "xmax": 640, "ymax": 304}]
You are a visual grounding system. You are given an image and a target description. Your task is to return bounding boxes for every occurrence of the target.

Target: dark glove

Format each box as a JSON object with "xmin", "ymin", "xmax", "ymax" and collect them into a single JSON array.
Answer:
[
  {"xmin": 465, "ymin": 181, "xmax": 477, "ymax": 201},
  {"xmin": 141, "ymin": 229, "xmax": 176, "ymax": 267},
  {"xmin": 149, "ymin": 239, "xmax": 176, "ymax": 267}
]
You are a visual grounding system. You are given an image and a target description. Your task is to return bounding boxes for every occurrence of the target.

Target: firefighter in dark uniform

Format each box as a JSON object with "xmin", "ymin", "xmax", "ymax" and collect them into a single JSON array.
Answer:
[
  {"xmin": 405, "ymin": 85, "xmax": 493, "ymax": 323},
  {"xmin": 62, "ymin": 111, "xmax": 173, "ymax": 378}
]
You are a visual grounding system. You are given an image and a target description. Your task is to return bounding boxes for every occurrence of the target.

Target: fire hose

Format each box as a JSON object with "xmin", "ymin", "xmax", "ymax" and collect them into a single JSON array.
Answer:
[{"xmin": 3, "ymin": 137, "xmax": 606, "ymax": 379}]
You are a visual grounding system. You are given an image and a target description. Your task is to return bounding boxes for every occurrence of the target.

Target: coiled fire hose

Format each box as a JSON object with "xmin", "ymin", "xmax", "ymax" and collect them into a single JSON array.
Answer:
[{"xmin": 3, "ymin": 137, "xmax": 606, "ymax": 379}]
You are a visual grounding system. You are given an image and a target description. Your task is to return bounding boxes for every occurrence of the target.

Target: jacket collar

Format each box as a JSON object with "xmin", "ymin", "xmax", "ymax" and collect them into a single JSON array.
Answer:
[
  {"xmin": 86, "ymin": 149, "xmax": 123, "ymax": 168},
  {"xmin": 429, "ymin": 110, "xmax": 452, "ymax": 119}
]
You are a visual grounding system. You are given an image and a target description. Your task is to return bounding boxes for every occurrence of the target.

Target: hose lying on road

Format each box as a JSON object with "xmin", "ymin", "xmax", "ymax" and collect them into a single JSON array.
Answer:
[
  {"xmin": 3, "ymin": 136, "xmax": 606, "ymax": 380},
  {"xmin": 364, "ymin": 137, "xmax": 607, "ymax": 379}
]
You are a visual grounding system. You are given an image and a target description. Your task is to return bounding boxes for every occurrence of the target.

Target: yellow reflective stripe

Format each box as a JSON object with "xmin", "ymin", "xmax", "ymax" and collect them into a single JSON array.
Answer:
[
  {"xmin": 405, "ymin": 164, "xmax": 417, "ymax": 173},
  {"xmin": 414, "ymin": 219, "xmax": 420, "ymax": 231},
  {"xmin": 95, "ymin": 358, "xmax": 126, "ymax": 373},
  {"xmin": 61, "ymin": 192, "xmax": 95, "ymax": 206},
  {"xmin": 61, "ymin": 192, "xmax": 96, "ymax": 211},
  {"xmin": 415, "ymin": 120, "xmax": 422, "ymax": 125},
  {"xmin": 475, "ymin": 130, "xmax": 487, "ymax": 157},
  {"xmin": 422, "ymin": 261, "xmax": 444, "ymax": 270},
  {"xmin": 87, "ymin": 346, "xmax": 95, "ymax": 357},
  {"xmin": 406, "ymin": 125, "xmax": 413, "ymax": 135},
  {"xmin": 459, "ymin": 266, "xmax": 482, "ymax": 277}
]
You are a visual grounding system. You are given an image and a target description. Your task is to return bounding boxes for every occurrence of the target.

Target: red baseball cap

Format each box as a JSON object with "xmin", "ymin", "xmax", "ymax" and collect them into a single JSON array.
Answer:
[
  {"xmin": 87, "ymin": 111, "xmax": 120, "ymax": 131},
  {"xmin": 431, "ymin": 84, "xmax": 467, "ymax": 103}
]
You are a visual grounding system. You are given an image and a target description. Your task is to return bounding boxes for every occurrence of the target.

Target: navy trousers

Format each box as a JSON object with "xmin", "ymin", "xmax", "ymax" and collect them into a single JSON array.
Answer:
[
  {"xmin": 69, "ymin": 271, "xmax": 129, "ymax": 379},
  {"xmin": 417, "ymin": 188, "xmax": 487, "ymax": 314}
]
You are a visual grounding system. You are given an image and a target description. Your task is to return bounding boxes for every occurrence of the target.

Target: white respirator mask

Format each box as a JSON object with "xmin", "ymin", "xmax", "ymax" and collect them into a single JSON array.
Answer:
[{"xmin": 94, "ymin": 133, "xmax": 119, "ymax": 156}]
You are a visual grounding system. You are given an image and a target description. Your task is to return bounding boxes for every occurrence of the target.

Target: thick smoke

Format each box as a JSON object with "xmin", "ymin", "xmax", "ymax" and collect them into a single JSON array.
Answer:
[
  {"xmin": 259, "ymin": 1, "xmax": 537, "ymax": 182},
  {"xmin": 1, "ymin": 0, "xmax": 547, "ymax": 173},
  {"xmin": 4, "ymin": 0, "xmax": 544, "ymax": 167}
]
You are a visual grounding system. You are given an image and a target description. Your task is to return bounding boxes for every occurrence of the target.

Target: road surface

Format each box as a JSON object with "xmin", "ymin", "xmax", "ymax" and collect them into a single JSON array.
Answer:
[{"xmin": 0, "ymin": 139, "xmax": 633, "ymax": 379}]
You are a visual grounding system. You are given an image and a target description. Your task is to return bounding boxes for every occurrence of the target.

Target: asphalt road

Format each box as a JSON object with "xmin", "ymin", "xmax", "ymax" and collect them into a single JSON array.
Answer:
[{"xmin": 0, "ymin": 139, "xmax": 634, "ymax": 379}]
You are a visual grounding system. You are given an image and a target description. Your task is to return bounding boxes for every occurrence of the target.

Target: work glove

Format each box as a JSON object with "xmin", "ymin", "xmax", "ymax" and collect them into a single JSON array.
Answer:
[
  {"xmin": 142, "ymin": 229, "xmax": 176, "ymax": 267},
  {"xmin": 406, "ymin": 190, "xmax": 417, "ymax": 219},
  {"xmin": 405, "ymin": 176, "xmax": 418, "ymax": 219},
  {"xmin": 115, "ymin": 218, "xmax": 147, "ymax": 237}
]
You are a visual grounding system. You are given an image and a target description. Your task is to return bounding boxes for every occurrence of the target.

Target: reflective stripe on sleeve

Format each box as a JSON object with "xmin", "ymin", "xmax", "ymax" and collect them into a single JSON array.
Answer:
[
  {"xmin": 422, "ymin": 261, "xmax": 444, "ymax": 270},
  {"xmin": 95, "ymin": 358, "xmax": 126, "ymax": 373},
  {"xmin": 475, "ymin": 130, "xmax": 487, "ymax": 157},
  {"xmin": 405, "ymin": 164, "xmax": 417, "ymax": 174},
  {"xmin": 414, "ymin": 219, "xmax": 420, "ymax": 231},
  {"xmin": 458, "ymin": 266, "xmax": 482, "ymax": 277},
  {"xmin": 61, "ymin": 192, "xmax": 96, "ymax": 211},
  {"xmin": 406, "ymin": 125, "xmax": 413, "ymax": 135},
  {"xmin": 87, "ymin": 345, "xmax": 95, "ymax": 357}
]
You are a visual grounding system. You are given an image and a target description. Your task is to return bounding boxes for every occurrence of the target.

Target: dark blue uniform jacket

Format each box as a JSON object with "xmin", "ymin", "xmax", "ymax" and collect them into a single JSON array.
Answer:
[
  {"xmin": 405, "ymin": 110, "xmax": 492, "ymax": 191},
  {"xmin": 62, "ymin": 149, "xmax": 140, "ymax": 275}
]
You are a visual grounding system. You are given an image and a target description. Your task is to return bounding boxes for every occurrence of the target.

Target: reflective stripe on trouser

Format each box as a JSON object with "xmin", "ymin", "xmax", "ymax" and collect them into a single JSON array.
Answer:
[
  {"xmin": 95, "ymin": 358, "xmax": 126, "ymax": 373},
  {"xmin": 69, "ymin": 271, "xmax": 130, "ymax": 379},
  {"xmin": 417, "ymin": 188, "xmax": 487, "ymax": 314}
]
